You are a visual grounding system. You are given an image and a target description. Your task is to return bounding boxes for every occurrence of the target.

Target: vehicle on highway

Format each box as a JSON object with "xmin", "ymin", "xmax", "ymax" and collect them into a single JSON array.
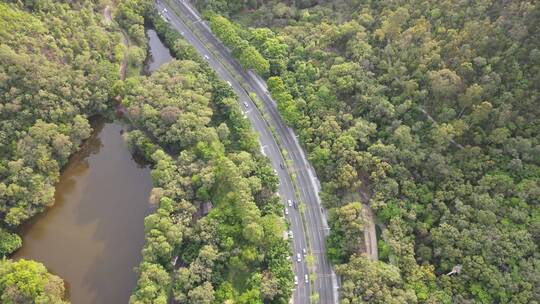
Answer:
[
  {"xmin": 305, "ymin": 274, "xmax": 309, "ymax": 284},
  {"xmin": 163, "ymin": 8, "xmax": 167, "ymax": 12},
  {"xmin": 287, "ymin": 199, "xmax": 292, "ymax": 207},
  {"xmin": 203, "ymin": 54, "xmax": 209, "ymax": 60},
  {"xmin": 159, "ymin": 2, "xmax": 338, "ymax": 301},
  {"xmin": 227, "ymin": 81, "xmax": 232, "ymax": 87},
  {"xmin": 296, "ymin": 253, "xmax": 302, "ymax": 262},
  {"xmin": 294, "ymin": 276, "xmax": 298, "ymax": 285},
  {"xmin": 284, "ymin": 208, "xmax": 288, "ymax": 215},
  {"xmin": 293, "ymin": 201, "xmax": 298, "ymax": 209},
  {"xmin": 302, "ymin": 248, "xmax": 307, "ymax": 255}
]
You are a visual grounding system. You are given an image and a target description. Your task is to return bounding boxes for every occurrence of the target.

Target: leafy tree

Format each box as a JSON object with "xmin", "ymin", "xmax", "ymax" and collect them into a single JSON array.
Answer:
[
  {"xmin": 0, "ymin": 259, "xmax": 67, "ymax": 304},
  {"xmin": 0, "ymin": 229, "xmax": 22, "ymax": 257}
]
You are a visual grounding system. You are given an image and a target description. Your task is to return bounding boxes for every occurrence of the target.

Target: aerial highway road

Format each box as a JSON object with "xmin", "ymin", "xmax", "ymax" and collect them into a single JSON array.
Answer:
[{"xmin": 157, "ymin": 1, "xmax": 338, "ymax": 303}]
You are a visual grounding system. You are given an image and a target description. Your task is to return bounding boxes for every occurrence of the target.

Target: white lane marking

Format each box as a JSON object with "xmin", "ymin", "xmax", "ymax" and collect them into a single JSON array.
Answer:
[
  {"xmin": 179, "ymin": 0, "xmax": 201, "ymax": 21},
  {"xmin": 164, "ymin": 3, "xmax": 319, "ymax": 300}
]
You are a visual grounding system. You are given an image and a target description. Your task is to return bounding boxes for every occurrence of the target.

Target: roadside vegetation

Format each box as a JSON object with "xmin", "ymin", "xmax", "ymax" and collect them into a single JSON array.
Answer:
[
  {"xmin": 0, "ymin": 0, "xmax": 127, "ymax": 301},
  {"xmin": 123, "ymin": 6, "xmax": 293, "ymax": 303},
  {"xmin": 194, "ymin": 0, "xmax": 540, "ymax": 303},
  {"xmin": 1, "ymin": 0, "xmax": 293, "ymax": 303}
]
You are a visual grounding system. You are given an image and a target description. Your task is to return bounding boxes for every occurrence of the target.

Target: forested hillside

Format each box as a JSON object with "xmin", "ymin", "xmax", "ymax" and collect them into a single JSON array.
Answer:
[
  {"xmin": 0, "ymin": 0, "xmax": 120, "ymax": 237},
  {"xmin": 1, "ymin": 0, "xmax": 294, "ymax": 303},
  {"xmin": 193, "ymin": 0, "xmax": 540, "ymax": 303},
  {"xmin": 115, "ymin": 2, "xmax": 295, "ymax": 303},
  {"xmin": 0, "ymin": 0, "xmax": 126, "ymax": 301}
]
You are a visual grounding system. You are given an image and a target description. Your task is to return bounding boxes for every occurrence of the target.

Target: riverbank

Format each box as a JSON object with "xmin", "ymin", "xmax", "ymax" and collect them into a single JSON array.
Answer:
[{"xmin": 13, "ymin": 119, "xmax": 154, "ymax": 303}]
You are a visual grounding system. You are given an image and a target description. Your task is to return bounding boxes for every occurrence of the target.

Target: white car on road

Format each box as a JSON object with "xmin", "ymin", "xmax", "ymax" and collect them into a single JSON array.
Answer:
[
  {"xmin": 287, "ymin": 199, "xmax": 292, "ymax": 207},
  {"xmin": 296, "ymin": 253, "xmax": 302, "ymax": 262}
]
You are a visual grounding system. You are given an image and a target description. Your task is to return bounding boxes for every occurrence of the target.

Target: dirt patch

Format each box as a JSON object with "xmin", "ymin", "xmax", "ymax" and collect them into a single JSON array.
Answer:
[
  {"xmin": 358, "ymin": 175, "xmax": 378, "ymax": 260},
  {"xmin": 103, "ymin": 5, "xmax": 112, "ymax": 25}
]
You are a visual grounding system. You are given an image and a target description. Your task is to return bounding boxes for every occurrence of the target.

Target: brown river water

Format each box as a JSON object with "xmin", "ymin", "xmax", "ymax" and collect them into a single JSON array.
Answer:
[
  {"xmin": 13, "ymin": 120, "xmax": 154, "ymax": 304},
  {"xmin": 13, "ymin": 27, "xmax": 173, "ymax": 304}
]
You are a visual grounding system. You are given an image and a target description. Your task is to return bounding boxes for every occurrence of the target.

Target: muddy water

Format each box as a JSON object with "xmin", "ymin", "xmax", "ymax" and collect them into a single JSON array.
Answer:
[
  {"xmin": 14, "ymin": 120, "xmax": 154, "ymax": 304},
  {"xmin": 145, "ymin": 28, "xmax": 174, "ymax": 73}
]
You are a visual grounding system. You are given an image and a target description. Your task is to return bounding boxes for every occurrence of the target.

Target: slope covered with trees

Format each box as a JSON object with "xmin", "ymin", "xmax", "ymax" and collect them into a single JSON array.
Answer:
[
  {"xmin": 0, "ymin": 259, "xmax": 68, "ymax": 304},
  {"xmin": 119, "ymin": 5, "xmax": 294, "ymax": 304},
  {"xmin": 193, "ymin": 0, "xmax": 540, "ymax": 303},
  {"xmin": 125, "ymin": 59, "xmax": 293, "ymax": 304},
  {"xmin": 0, "ymin": 0, "xmax": 128, "ymax": 301},
  {"xmin": 2, "ymin": 0, "xmax": 295, "ymax": 303},
  {"xmin": 0, "ymin": 0, "xmax": 121, "ymax": 231}
]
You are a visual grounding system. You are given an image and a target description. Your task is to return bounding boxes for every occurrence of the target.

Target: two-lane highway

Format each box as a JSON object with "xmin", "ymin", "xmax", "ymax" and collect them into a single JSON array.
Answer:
[{"xmin": 158, "ymin": 1, "xmax": 338, "ymax": 302}]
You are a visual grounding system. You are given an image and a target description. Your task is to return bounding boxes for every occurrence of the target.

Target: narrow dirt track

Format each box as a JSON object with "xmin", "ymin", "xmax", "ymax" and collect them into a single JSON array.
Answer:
[{"xmin": 104, "ymin": 5, "xmax": 129, "ymax": 80}]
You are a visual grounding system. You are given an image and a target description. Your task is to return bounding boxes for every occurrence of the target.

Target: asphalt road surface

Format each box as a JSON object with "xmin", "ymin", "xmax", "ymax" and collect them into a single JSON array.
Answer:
[{"xmin": 157, "ymin": 1, "xmax": 338, "ymax": 303}]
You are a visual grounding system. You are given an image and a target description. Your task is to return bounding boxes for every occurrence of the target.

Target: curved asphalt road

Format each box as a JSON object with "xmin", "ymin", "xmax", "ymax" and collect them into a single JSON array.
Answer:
[{"xmin": 157, "ymin": 1, "xmax": 338, "ymax": 303}]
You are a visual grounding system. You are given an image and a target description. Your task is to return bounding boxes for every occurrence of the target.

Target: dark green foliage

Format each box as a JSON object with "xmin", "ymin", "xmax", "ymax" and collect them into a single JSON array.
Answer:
[
  {"xmin": 0, "ymin": 1, "xmax": 137, "ymax": 302},
  {"xmin": 0, "ymin": 0, "xmax": 118, "ymax": 231},
  {"xmin": 195, "ymin": 0, "xmax": 540, "ymax": 302},
  {"xmin": 0, "ymin": 229, "xmax": 22, "ymax": 257},
  {"xmin": 127, "ymin": 13, "xmax": 293, "ymax": 303}
]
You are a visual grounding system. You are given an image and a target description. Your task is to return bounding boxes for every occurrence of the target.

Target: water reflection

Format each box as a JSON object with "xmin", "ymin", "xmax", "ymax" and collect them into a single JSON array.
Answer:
[
  {"xmin": 145, "ymin": 28, "xmax": 174, "ymax": 73},
  {"xmin": 14, "ymin": 120, "xmax": 154, "ymax": 304}
]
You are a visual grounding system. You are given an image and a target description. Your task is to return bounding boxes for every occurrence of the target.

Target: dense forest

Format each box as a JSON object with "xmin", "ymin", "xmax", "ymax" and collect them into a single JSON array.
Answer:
[
  {"xmin": 1, "ymin": 0, "xmax": 294, "ymax": 303},
  {"xmin": 193, "ymin": 0, "xmax": 540, "ymax": 303},
  {"xmin": 122, "ymin": 7, "xmax": 293, "ymax": 302},
  {"xmin": 2, "ymin": 0, "xmax": 539, "ymax": 303},
  {"xmin": 0, "ymin": 0, "xmax": 126, "ymax": 301}
]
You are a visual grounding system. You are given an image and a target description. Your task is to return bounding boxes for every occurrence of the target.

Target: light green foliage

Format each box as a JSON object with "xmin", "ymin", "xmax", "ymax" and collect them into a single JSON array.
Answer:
[
  {"xmin": 0, "ymin": 229, "xmax": 22, "ymax": 256},
  {"xmin": 194, "ymin": 0, "xmax": 540, "ymax": 303},
  {"xmin": 0, "ymin": 0, "xmax": 120, "ymax": 228},
  {"xmin": 116, "ymin": 0, "xmax": 152, "ymax": 45},
  {"xmin": 129, "ymin": 262, "xmax": 171, "ymax": 304},
  {"xmin": 0, "ymin": 259, "xmax": 68, "ymax": 304},
  {"xmin": 124, "ymin": 14, "xmax": 293, "ymax": 303},
  {"xmin": 0, "ymin": 0, "xmax": 148, "ymax": 302},
  {"xmin": 0, "ymin": 0, "xmax": 120, "ymax": 245},
  {"xmin": 208, "ymin": 14, "xmax": 269, "ymax": 75},
  {"xmin": 337, "ymin": 255, "xmax": 418, "ymax": 304},
  {"xmin": 327, "ymin": 202, "xmax": 364, "ymax": 263}
]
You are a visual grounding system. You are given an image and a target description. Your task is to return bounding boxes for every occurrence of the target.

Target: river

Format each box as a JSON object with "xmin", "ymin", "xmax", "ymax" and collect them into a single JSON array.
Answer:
[
  {"xmin": 145, "ymin": 28, "xmax": 174, "ymax": 73},
  {"xmin": 13, "ymin": 29, "xmax": 174, "ymax": 303},
  {"xmin": 14, "ymin": 120, "xmax": 153, "ymax": 304}
]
